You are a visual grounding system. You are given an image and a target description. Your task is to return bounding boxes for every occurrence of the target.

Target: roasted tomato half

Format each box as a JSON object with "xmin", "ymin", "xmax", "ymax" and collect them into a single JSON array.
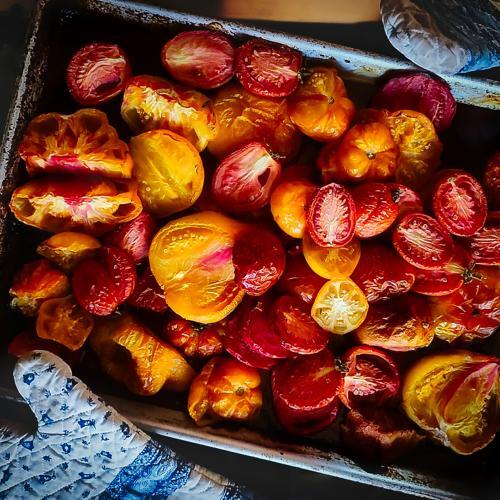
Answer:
[
  {"xmin": 18, "ymin": 109, "xmax": 133, "ymax": 178},
  {"xmin": 339, "ymin": 346, "xmax": 400, "ymax": 410},
  {"xmin": 188, "ymin": 356, "xmax": 262, "ymax": 425},
  {"xmin": 36, "ymin": 295, "xmax": 94, "ymax": 351},
  {"xmin": 9, "ymin": 259, "xmax": 70, "ymax": 316},
  {"xmin": 91, "ymin": 314, "xmax": 195, "ymax": 396},
  {"xmin": 288, "ymin": 66, "xmax": 355, "ymax": 141},
  {"xmin": 164, "ymin": 315, "xmax": 225, "ymax": 358},
  {"xmin": 388, "ymin": 183, "xmax": 423, "ymax": 217},
  {"xmin": 149, "ymin": 211, "xmax": 246, "ymax": 323},
  {"xmin": 130, "ymin": 129, "xmax": 204, "ymax": 217},
  {"xmin": 207, "ymin": 82, "xmax": 301, "ymax": 162},
  {"xmin": 161, "ymin": 30, "xmax": 234, "ymax": 89},
  {"xmin": 10, "ymin": 176, "xmax": 142, "ymax": 235},
  {"xmin": 235, "ymin": 38, "xmax": 302, "ymax": 98},
  {"xmin": 484, "ymin": 151, "xmax": 500, "ymax": 209},
  {"xmin": 127, "ymin": 266, "xmax": 168, "ymax": 314},
  {"xmin": 463, "ymin": 214, "xmax": 500, "ymax": 266},
  {"xmin": 351, "ymin": 242, "xmax": 415, "ymax": 303},
  {"xmin": 352, "ymin": 183, "xmax": 399, "ymax": 238},
  {"xmin": 72, "ymin": 246, "xmax": 137, "ymax": 316},
  {"xmin": 37, "ymin": 232, "xmax": 101, "ymax": 272},
  {"xmin": 121, "ymin": 75, "xmax": 218, "ymax": 151},
  {"xmin": 66, "ymin": 43, "xmax": 131, "ymax": 105},
  {"xmin": 432, "ymin": 170, "xmax": 487, "ymax": 237},
  {"xmin": 402, "ymin": 350, "xmax": 499, "ymax": 455},
  {"xmin": 212, "ymin": 142, "xmax": 281, "ymax": 212},
  {"xmin": 355, "ymin": 295, "xmax": 434, "ymax": 351}
]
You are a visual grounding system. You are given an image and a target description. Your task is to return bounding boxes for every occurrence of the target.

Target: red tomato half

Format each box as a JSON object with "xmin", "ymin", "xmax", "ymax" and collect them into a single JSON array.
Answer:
[
  {"xmin": 161, "ymin": 30, "xmax": 234, "ymax": 89},
  {"xmin": 212, "ymin": 142, "xmax": 281, "ymax": 212},
  {"xmin": 463, "ymin": 213, "xmax": 500, "ymax": 266},
  {"xmin": 235, "ymin": 38, "xmax": 302, "ymax": 97},
  {"xmin": 307, "ymin": 183, "xmax": 356, "ymax": 247},
  {"xmin": 66, "ymin": 43, "xmax": 131, "ymax": 106},
  {"xmin": 339, "ymin": 346, "xmax": 400, "ymax": 410},
  {"xmin": 393, "ymin": 213, "xmax": 454, "ymax": 270},
  {"xmin": 432, "ymin": 170, "xmax": 487, "ymax": 237},
  {"xmin": 388, "ymin": 183, "xmax": 423, "ymax": 218}
]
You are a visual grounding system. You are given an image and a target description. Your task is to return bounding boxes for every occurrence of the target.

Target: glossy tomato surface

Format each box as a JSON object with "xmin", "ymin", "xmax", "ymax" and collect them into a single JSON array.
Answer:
[
  {"xmin": 463, "ymin": 214, "xmax": 500, "ymax": 266},
  {"xmin": 127, "ymin": 267, "xmax": 168, "ymax": 314}
]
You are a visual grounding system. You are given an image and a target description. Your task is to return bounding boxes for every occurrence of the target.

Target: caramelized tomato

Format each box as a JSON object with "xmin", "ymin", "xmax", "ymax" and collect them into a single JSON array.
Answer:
[
  {"xmin": 463, "ymin": 214, "xmax": 500, "ymax": 266},
  {"xmin": 127, "ymin": 267, "xmax": 168, "ymax": 314},
  {"xmin": 484, "ymin": 151, "xmax": 500, "ymax": 209}
]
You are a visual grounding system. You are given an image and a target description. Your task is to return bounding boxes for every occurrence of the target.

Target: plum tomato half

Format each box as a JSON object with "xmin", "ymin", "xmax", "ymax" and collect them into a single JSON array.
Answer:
[
  {"xmin": 371, "ymin": 73, "xmax": 456, "ymax": 133},
  {"xmin": 307, "ymin": 183, "xmax": 356, "ymax": 248},
  {"xmin": 392, "ymin": 213, "xmax": 454, "ymax": 270},
  {"xmin": 9, "ymin": 259, "xmax": 70, "ymax": 316},
  {"xmin": 208, "ymin": 83, "xmax": 301, "ymax": 162},
  {"xmin": 339, "ymin": 345, "xmax": 400, "ymax": 410},
  {"xmin": 402, "ymin": 350, "xmax": 499, "ymax": 454},
  {"xmin": 104, "ymin": 211, "xmax": 157, "ymax": 264},
  {"xmin": 351, "ymin": 242, "xmax": 415, "ymax": 303},
  {"xmin": 66, "ymin": 43, "xmax": 131, "ymax": 106},
  {"xmin": 149, "ymin": 211, "xmax": 246, "ymax": 323},
  {"xmin": 9, "ymin": 176, "xmax": 142, "ymax": 235},
  {"xmin": 463, "ymin": 216, "xmax": 500, "ymax": 266},
  {"xmin": 388, "ymin": 183, "xmax": 423, "ymax": 217},
  {"xmin": 233, "ymin": 228, "xmax": 286, "ymax": 296},
  {"xmin": 288, "ymin": 66, "xmax": 355, "ymax": 142},
  {"xmin": 90, "ymin": 314, "xmax": 195, "ymax": 395},
  {"xmin": 432, "ymin": 170, "xmax": 487, "ymax": 237},
  {"xmin": 277, "ymin": 253, "xmax": 327, "ymax": 305},
  {"xmin": 72, "ymin": 245, "xmax": 137, "ymax": 316},
  {"xmin": 127, "ymin": 266, "xmax": 168, "ymax": 314},
  {"xmin": 18, "ymin": 109, "xmax": 133, "ymax": 178},
  {"xmin": 272, "ymin": 349, "xmax": 340, "ymax": 413},
  {"xmin": 121, "ymin": 75, "xmax": 218, "ymax": 151},
  {"xmin": 270, "ymin": 178, "xmax": 316, "ymax": 238},
  {"xmin": 235, "ymin": 38, "xmax": 302, "ymax": 98},
  {"xmin": 36, "ymin": 295, "xmax": 94, "ymax": 351},
  {"xmin": 130, "ymin": 129, "xmax": 204, "ymax": 217},
  {"xmin": 161, "ymin": 30, "xmax": 235, "ymax": 89},
  {"xmin": 272, "ymin": 295, "xmax": 329, "ymax": 355},
  {"xmin": 355, "ymin": 295, "xmax": 434, "ymax": 351},
  {"xmin": 302, "ymin": 232, "xmax": 360, "ymax": 279},
  {"xmin": 164, "ymin": 314, "xmax": 225, "ymax": 358},
  {"xmin": 352, "ymin": 183, "xmax": 399, "ymax": 238},
  {"xmin": 212, "ymin": 141, "xmax": 281, "ymax": 212},
  {"xmin": 188, "ymin": 357, "xmax": 263, "ymax": 424},
  {"xmin": 311, "ymin": 278, "xmax": 369, "ymax": 335},
  {"xmin": 37, "ymin": 232, "xmax": 101, "ymax": 272},
  {"xmin": 484, "ymin": 151, "xmax": 500, "ymax": 209}
]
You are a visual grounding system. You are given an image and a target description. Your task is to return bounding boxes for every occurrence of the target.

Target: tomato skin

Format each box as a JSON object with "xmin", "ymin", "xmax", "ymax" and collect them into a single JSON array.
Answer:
[
  {"xmin": 351, "ymin": 242, "xmax": 415, "ymax": 303},
  {"xmin": 307, "ymin": 183, "xmax": 356, "ymax": 247},
  {"xmin": 235, "ymin": 38, "xmax": 302, "ymax": 98},
  {"xmin": 392, "ymin": 213, "xmax": 454, "ymax": 270},
  {"xmin": 432, "ymin": 170, "xmax": 487, "ymax": 237},
  {"xmin": 352, "ymin": 183, "xmax": 398, "ymax": 238},
  {"xmin": 233, "ymin": 228, "xmax": 285, "ymax": 296},
  {"xmin": 212, "ymin": 142, "xmax": 281, "ymax": 212},
  {"xmin": 161, "ymin": 30, "xmax": 234, "ymax": 89},
  {"xmin": 66, "ymin": 43, "xmax": 131, "ymax": 106},
  {"xmin": 128, "ymin": 267, "xmax": 168, "ymax": 314},
  {"xmin": 387, "ymin": 183, "xmax": 423, "ymax": 218},
  {"xmin": 463, "ymin": 213, "xmax": 500, "ymax": 266}
]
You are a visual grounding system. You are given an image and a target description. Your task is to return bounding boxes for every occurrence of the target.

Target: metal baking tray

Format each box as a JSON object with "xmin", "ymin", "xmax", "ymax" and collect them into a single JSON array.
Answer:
[{"xmin": 1, "ymin": 1, "xmax": 499, "ymax": 498}]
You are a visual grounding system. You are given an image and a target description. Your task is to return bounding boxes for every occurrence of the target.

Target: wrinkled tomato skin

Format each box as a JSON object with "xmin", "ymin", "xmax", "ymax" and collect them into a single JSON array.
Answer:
[
  {"xmin": 66, "ymin": 43, "xmax": 131, "ymax": 106},
  {"xmin": 161, "ymin": 30, "xmax": 235, "ymax": 89},
  {"xmin": 73, "ymin": 246, "xmax": 137, "ymax": 316},
  {"xmin": 351, "ymin": 242, "xmax": 415, "ymax": 303},
  {"xmin": 432, "ymin": 169, "xmax": 487, "ymax": 237},
  {"xmin": 9, "ymin": 259, "xmax": 70, "ymax": 316},
  {"xmin": 307, "ymin": 182, "xmax": 356, "ymax": 247},
  {"xmin": 288, "ymin": 66, "xmax": 355, "ymax": 142},
  {"xmin": 352, "ymin": 183, "xmax": 398, "ymax": 238},
  {"xmin": 484, "ymin": 151, "xmax": 500, "ymax": 209},
  {"xmin": 387, "ymin": 183, "xmax": 423, "ymax": 218},
  {"xmin": 393, "ymin": 213, "xmax": 454, "ymax": 270},
  {"xmin": 212, "ymin": 142, "xmax": 281, "ymax": 212},
  {"xmin": 463, "ymin": 214, "xmax": 500, "ymax": 266},
  {"xmin": 235, "ymin": 38, "xmax": 302, "ymax": 98},
  {"xmin": 355, "ymin": 295, "xmax": 434, "ymax": 351},
  {"xmin": 127, "ymin": 267, "xmax": 168, "ymax": 314},
  {"xmin": 272, "ymin": 295, "xmax": 329, "ymax": 355},
  {"xmin": 233, "ymin": 228, "xmax": 286, "ymax": 296}
]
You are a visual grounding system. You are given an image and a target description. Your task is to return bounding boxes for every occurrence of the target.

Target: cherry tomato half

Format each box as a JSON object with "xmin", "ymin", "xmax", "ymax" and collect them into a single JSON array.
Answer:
[
  {"xmin": 464, "ymin": 217, "xmax": 500, "ymax": 266},
  {"xmin": 388, "ymin": 183, "xmax": 423, "ymax": 218}
]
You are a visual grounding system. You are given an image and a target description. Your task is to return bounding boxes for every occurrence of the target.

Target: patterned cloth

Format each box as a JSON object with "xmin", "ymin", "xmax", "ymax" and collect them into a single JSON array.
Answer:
[
  {"xmin": 0, "ymin": 351, "xmax": 250, "ymax": 499},
  {"xmin": 381, "ymin": 0, "xmax": 500, "ymax": 74}
]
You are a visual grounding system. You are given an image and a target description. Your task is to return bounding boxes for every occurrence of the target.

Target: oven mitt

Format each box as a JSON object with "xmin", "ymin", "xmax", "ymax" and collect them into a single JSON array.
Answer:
[
  {"xmin": 381, "ymin": 0, "xmax": 500, "ymax": 74},
  {"xmin": 0, "ymin": 351, "xmax": 251, "ymax": 499}
]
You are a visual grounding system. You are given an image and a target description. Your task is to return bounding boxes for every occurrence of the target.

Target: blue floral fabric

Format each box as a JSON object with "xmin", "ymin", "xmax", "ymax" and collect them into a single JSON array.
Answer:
[{"xmin": 0, "ymin": 351, "xmax": 250, "ymax": 499}]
